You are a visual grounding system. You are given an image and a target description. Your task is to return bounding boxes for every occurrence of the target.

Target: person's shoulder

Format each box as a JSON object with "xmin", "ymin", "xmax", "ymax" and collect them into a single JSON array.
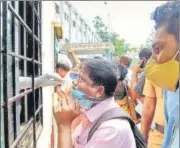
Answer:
[
  {"xmin": 90, "ymin": 118, "xmax": 135, "ymax": 147},
  {"xmin": 100, "ymin": 118, "xmax": 132, "ymax": 133}
]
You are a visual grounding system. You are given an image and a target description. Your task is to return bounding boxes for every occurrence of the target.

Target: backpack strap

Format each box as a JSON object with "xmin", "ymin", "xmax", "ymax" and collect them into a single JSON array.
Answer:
[{"xmin": 87, "ymin": 107, "xmax": 135, "ymax": 142}]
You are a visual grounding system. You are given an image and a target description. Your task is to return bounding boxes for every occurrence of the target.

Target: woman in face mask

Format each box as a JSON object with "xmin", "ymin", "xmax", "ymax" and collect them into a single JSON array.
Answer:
[{"xmin": 53, "ymin": 58, "xmax": 136, "ymax": 148}]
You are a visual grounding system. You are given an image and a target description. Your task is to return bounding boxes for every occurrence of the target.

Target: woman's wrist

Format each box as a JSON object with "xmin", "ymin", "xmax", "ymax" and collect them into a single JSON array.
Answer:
[
  {"xmin": 58, "ymin": 124, "xmax": 71, "ymax": 136},
  {"xmin": 132, "ymin": 71, "xmax": 138, "ymax": 76}
]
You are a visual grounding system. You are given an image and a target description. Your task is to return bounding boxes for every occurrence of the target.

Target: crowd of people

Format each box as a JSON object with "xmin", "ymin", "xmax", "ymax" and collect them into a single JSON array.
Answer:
[
  {"xmin": 19, "ymin": 1, "xmax": 179, "ymax": 148},
  {"xmin": 51, "ymin": 1, "xmax": 179, "ymax": 148}
]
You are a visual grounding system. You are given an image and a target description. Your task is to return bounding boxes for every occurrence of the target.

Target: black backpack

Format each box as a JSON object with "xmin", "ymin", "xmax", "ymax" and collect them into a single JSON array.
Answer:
[{"xmin": 87, "ymin": 107, "xmax": 147, "ymax": 148}]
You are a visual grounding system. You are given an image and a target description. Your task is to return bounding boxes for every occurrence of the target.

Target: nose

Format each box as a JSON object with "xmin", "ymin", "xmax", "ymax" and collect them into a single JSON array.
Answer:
[{"xmin": 153, "ymin": 47, "xmax": 160, "ymax": 54}]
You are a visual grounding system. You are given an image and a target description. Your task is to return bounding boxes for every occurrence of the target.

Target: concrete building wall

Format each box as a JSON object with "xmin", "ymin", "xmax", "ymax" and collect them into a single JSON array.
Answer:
[
  {"xmin": 59, "ymin": 1, "xmax": 101, "ymax": 45},
  {"xmin": 37, "ymin": 1, "xmax": 58, "ymax": 147}
]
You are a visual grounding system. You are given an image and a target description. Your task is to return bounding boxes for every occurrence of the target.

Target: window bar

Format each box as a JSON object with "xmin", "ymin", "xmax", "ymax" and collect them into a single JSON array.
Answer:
[
  {"xmin": 1, "ymin": 51, "xmax": 42, "ymax": 65},
  {"xmin": 11, "ymin": 104, "xmax": 43, "ymax": 148},
  {"xmin": 8, "ymin": 3, "xmax": 41, "ymax": 44},
  {"xmin": 39, "ymin": 1, "xmax": 43, "ymax": 125},
  {"xmin": 37, "ymin": 1, "xmax": 42, "ymax": 125},
  {"xmin": 11, "ymin": 1, "xmax": 17, "ymax": 140},
  {"xmin": 0, "ymin": 103, "xmax": 4, "ymax": 110},
  {"xmin": 14, "ymin": 1, "xmax": 23, "ymax": 139},
  {"xmin": 1, "ymin": 85, "xmax": 42, "ymax": 109},
  {"xmin": 0, "ymin": 0, "xmax": 2, "ymax": 108},
  {"xmin": 23, "ymin": 1, "xmax": 28, "ymax": 122},
  {"xmin": 39, "ymin": 1, "xmax": 42, "ymax": 24},
  {"xmin": 2, "ymin": 1, "xmax": 10, "ymax": 148},
  {"xmin": 23, "ymin": 1, "xmax": 28, "ymax": 123},
  {"xmin": 28, "ymin": 1, "xmax": 41, "ymax": 23},
  {"xmin": 11, "ymin": 116, "xmax": 34, "ymax": 148},
  {"xmin": 8, "ymin": 89, "xmax": 33, "ymax": 105},
  {"xmin": 32, "ymin": 2, "xmax": 37, "ymax": 148},
  {"xmin": 0, "ymin": 2, "xmax": 3, "ymax": 146},
  {"xmin": 1, "ymin": 86, "xmax": 43, "ymax": 109}
]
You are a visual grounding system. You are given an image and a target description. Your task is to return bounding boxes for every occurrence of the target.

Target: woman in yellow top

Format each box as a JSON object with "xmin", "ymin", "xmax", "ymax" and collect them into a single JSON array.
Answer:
[{"xmin": 114, "ymin": 64, "xmax": 139, "ymax": 124}]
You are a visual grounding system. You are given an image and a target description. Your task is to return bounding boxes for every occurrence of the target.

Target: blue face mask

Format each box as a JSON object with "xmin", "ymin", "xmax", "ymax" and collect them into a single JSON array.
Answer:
[{"xmin": 71, "ymin": 89, "xmax": 97, "ymax": 109}]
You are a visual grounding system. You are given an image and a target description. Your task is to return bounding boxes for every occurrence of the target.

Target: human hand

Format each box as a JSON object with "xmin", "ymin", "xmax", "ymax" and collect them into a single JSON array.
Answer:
[
  {"xmin": 35, "ymin": 73, "xmax": 65, "ymax": 88},
  {"xmin": 68, "ymin": 48, "xmax": 76, "ymax": 53},
  {"xmin": 53, "ymin": 93, "xmax": 80, "ymax": 126},
  {"xmin": 132, "ymin": 59, "xmax": 144, "ymax": 74}
]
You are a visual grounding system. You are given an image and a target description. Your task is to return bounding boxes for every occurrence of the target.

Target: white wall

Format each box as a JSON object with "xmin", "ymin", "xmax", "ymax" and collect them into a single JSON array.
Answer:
[
  {"xmin": 37, "ymin": 2, "xmax": 56, "ymax": 147},
  {"xmin": 59, "ymin": 1, "xmax": 100, "ymax": 44},
  {"xmin": 62, "ymin": 1, "xmax": 70, "ymax": 42},
  {"xmin": 71, "ymin": 11, "xmax": 77, "ymax": 43}
]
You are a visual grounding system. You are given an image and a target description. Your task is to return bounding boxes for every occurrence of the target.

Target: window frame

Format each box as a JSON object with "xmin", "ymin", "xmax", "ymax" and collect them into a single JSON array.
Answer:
[
  {"xmin": 73, "ymin": 20, "xmax": 76, "ymax": 28},
  {"xmin": 0, "ymin": 1, "xmax": 43, "ymax": 148}
]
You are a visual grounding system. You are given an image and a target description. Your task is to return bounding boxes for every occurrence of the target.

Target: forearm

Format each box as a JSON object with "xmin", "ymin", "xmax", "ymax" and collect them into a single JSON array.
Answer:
[
  {"xmin": 19, "ymin": 77, "xmax": 33, "ymax": 89},
  {"xmin": 140, "ymin": 98, "xmax": 156, "ymax": 138},
  {"xmin": 58, "ymin": 125, "xmax": 73, "ymax": 148},
  {"xmin": 131, "ymin": 72, "xmax": 138, "ymax": 89},
  {"xmin": 19, "ymin": 77, "xmax": 41, "ymax": 89},
  {"xmin": 70, "ymin": 52, "xmax": 81, "ymax": 65}
]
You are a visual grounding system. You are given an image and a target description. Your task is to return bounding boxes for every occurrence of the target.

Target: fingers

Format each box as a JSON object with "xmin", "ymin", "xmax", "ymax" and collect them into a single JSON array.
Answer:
[
  {"xmin": 52, "ymin": 93, "xmax": 58, "ymax": 108},
  {"xmin": 58, "ymin": 99, "xmax": 62, "ymax": 111},
  {"xmin": 61, "ymin": 94, "xmax": 74, "ymax": 109},
  {"xmin": 48, "ymin": 73, "xmax": 65, "ymax": 82},
  {"xmin": 53, "ymin": 100, "xmax": 62, "ymax": 113},
  {"xmin": 53, "ymin": 81, "xmax": 62, "ymax": 87},
  {"xmin": 66, "ymin": 95, "xmax": 71, "ymax": 105},
  {"xmin": 62, "ymin": 95, "xmax": 68, "ymax": 109},
  {"xmin": 53, "ymin": 92, "xmax": 79, "ymax": 115},
  {"xmin": 74, "ymin": 99, "xmax": 80, "ymax": 114},
  {"xmin": 66, "ymin": 96, "xmax": 80, "ymax": 114},
  {"xmin": 66, "ymin": 95, "xmax": 74, "ymax": 107},
  {"xmin": 138, "ymin": 59, "xmax": 144, "ymax": 65},
  {"xmin": 68, "ymin": 48, "xmax": 75, "ymax": 53}
]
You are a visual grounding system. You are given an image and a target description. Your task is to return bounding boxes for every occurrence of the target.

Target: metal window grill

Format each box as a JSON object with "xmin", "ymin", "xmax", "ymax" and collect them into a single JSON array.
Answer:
[{"xmin": 0, "ymin": 1, "xmax": 43, "ymax": 148}]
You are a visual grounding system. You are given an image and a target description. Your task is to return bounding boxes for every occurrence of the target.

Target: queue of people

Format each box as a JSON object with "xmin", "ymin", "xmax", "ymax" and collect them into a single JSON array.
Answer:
[{"xmin": 20, "ymin": 1, "xmax": 178, "ymax": 148}]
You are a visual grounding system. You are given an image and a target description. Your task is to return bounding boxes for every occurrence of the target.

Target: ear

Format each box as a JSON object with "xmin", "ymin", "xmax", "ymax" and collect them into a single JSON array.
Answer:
[
  {"xmin": 56, "ymin": 68, "xmax": 59, "ymax": 73},
  {"xmin": 95, "ymin": 86, "xmax": 105, "ymax": 98}
]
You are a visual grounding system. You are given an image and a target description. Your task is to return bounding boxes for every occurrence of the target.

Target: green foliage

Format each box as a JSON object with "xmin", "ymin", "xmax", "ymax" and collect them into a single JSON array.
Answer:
[
  {"xmin": 93, "ymin": 16, "xmax": 125, "ymax": 56},
  {"xmin": 114, "ymin": 39, "xmax": 125, "ymax": 56},
  {"xmin": 93, "ymin": 16, "xmax": 105, "ymax": 33},
  {"xmin": 93, "ymin": 16, "xmax": 109, "ymax": 42},
  {"xmin": 92, "ymin": 16, "xmax": 143, "ymax": 57},
  {"xmin": 128, "ymin": 47, "xmax": 138, "ymax": 52}
]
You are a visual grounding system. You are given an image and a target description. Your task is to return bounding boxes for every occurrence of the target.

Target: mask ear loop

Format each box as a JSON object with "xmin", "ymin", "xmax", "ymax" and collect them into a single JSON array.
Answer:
[{"xmin": 173, "ymin": 50, "xmax": 179, "ymax": 60}]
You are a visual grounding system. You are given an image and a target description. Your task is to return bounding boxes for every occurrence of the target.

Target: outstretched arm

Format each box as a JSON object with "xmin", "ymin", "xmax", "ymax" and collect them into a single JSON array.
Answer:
[
  {"xmin": 68, "ymin": 49, "xmax": 81, "ymax": 66},
  {"xmin": 19, "ymin": 73, "xmax": 65, "ymax": 90}
]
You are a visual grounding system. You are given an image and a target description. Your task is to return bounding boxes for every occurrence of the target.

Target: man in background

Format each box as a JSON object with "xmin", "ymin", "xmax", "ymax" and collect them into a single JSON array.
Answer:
[
  {"xmin": 55, "ymin": 60, "xmax": 72, "ymax": 97},
  {"xmin": 144, "ymin": 1, "xmax": 179, "ymax": 147},
  {"xmin": 118, "ymin": 56, "xmax": 132, "ymax": 82},
  {"xmin": 56, "ymin": 60, "xmax": 71, "ymax": 78},
  {"xmin": 131, "ymin": 48, "xmax": 152, "ymax": 102}
]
